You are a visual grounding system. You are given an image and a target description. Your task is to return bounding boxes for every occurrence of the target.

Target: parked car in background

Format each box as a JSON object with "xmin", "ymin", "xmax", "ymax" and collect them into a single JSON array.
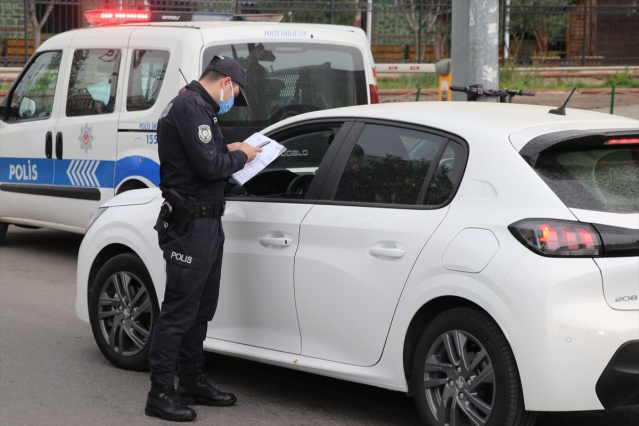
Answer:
[
  {"xmin": 0, "ymin": 10, "xmax": 377, "ymax": 243},
  {"xmin": 76, "ymin": 102, "xmax": 638, "ymax": 426}
]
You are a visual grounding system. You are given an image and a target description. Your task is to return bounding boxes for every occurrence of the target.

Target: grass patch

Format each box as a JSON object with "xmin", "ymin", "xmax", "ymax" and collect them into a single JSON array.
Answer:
[{"xmin": 378, "ymin": 65, "xmax": 639, "ymax": 91}]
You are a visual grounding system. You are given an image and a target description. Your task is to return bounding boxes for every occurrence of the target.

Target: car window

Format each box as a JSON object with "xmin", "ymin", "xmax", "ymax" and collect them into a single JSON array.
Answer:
[
  {"xmin": 334, "ymin": 124, "xmax": 448, "ymax": 205},
  {"xmin": 239, "ymin": 127, "xmax": 337, "ymax": 199},
  {"xmin": 66, "ymin": 49, "xmax": 121, "ymax": 117},
  {"xmin": 422, "ymin": 140, "xmax": 466, "ymax": 206},
  {"xmin": 5, "ymin": 50, "xmax": 62, "ymax": 122},
  {"xmin": 534, "ymin": 146, "xmax": 639, "ymax": 213},
  {"xmin": 203, "ymin": 42, "xmax": 367, "ymax": 138},
  {"xmin": 126, "ymin": 49, "xmax": 169, "ymax": 112}
]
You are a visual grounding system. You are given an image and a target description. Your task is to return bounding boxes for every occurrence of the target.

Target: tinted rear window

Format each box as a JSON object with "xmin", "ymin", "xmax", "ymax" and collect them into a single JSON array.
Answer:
[
  {"xmin": 534, "ymin": 145, "xmax": 639, "ymax": 213},
  {"xmin": 203, "ymin": 42, "xmax": 367, "ymax": 136}
]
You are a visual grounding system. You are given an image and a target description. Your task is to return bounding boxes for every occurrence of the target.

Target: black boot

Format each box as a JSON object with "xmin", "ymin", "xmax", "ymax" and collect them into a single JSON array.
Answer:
[
  {"xmin": 177, "ymin": 372, "xmax": 237, "ymax": 407},
  {"xmin": 145, "ymin": 383, "xmax": 197, "ymax": 422}
]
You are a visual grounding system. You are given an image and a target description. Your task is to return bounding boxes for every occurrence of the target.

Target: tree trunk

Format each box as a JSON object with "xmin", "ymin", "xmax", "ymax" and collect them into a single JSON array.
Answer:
[{"xmin": 27, "ymin": 1, "xmax": 54, "ymax": 50}]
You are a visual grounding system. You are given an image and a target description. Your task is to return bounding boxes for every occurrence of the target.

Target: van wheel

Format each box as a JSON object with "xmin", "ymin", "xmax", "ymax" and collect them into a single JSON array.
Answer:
[
  {"xmin": 411, "ymin": 308, "xmax": 536, "ymax": 426},
  {"xmin": 0, "ymin": 223, "xmax": 8, "ymax": 244},
  {"xmin": 89, "ymin": 253, "xmax": 159, "ymax": 371}
]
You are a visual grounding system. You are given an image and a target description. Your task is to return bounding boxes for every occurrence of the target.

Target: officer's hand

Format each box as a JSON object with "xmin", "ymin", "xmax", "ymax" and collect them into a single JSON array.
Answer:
[
  {"xmin": 239, "ymin": 143, "xmax": 262, "ymax": 163},
  {"xmin": 227, "ymin": 142, "xmax": 243, "ymax": 151}
]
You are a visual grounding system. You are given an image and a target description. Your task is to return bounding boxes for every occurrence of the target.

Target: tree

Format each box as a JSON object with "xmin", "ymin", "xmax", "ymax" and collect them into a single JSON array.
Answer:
[
  {"xmin": 503, "ymin": 0, "xmax": 571, "ymax": 59},
  {"xmin": 396, "ymin": 0, "xmax": 450, "ymax": 61},
  {"xmin": 27, "ymin": 0, "xmax": 54, "ymax": 49}
]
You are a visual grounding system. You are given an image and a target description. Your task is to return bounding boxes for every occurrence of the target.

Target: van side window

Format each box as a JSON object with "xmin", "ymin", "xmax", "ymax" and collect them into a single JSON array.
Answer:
[
  {"xmin": 127, "ymin": 50, "xmax": 169, "ymax": 111},
  {"xmin": 66, "ymin": 49, "xmax": 121, "ymax": 117},
  {"xmin": 6, "ymin": 50, "xmax": 62, "ymax": 122}
]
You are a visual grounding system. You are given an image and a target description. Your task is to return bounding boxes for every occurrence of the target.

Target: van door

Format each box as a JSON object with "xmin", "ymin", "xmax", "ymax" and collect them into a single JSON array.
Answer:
[
  {"xmin": 51, "ymin": 31, "xmax": 128, "ymax": 229},
  {"xmin": 0, "ymin": 49, "xmax": 68, "ymax": 228}
]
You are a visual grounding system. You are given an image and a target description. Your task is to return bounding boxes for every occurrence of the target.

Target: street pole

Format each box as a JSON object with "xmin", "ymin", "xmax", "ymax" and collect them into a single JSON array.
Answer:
[{"xmin": 451, "ymin": 0, "xmax": 500, "ymax": 102}]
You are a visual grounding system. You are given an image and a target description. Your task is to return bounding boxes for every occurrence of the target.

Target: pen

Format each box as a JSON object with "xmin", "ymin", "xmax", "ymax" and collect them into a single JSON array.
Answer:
[{"xmin": 256, "ymin": 140, "xmax": 271, "ymax": 148}]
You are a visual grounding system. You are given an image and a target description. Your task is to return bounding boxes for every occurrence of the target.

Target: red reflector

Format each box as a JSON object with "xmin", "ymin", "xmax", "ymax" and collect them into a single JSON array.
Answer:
[
  {"xmin": 369, "ymin": 84, "xmax": 379, "ymax": 104},
  {"xmin": 85, "ymin": 10, "xmax": 152, "ymax": 26},
  {"xmin": 605, "ymin": 138, "xmax": 639, "ymax": 145}
]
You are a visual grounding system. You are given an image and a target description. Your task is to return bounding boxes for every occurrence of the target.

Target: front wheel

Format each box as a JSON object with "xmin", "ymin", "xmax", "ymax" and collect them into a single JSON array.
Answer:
[
  {"xmin": 89, "ymin": 253, "xmax": 159, "ymax": 371},
  {"xmin": 411, "ymin": 307, "xmax": 536, "ymax": 426}
]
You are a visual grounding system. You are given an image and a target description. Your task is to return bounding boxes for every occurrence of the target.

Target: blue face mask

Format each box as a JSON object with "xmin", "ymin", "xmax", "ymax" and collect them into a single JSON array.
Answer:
[{"xmin": 218, "ymin": 82, "xmax": 235, "ymax": 115}]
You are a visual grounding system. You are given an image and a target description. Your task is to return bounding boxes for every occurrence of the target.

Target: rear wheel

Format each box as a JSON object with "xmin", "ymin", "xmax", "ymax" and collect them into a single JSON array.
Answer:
[
  {"xmin": 89, "ymin": 253, "xmax": 159, "ymax": 370},
  {"xmin": 411, "ymin": 307, "xmax": 536, "ymax": 426}
]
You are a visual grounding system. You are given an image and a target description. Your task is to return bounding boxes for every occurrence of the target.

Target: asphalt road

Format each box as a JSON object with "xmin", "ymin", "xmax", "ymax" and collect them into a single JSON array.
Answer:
[{"xmin": 1, "ymin": 226, "xmax": 637, "ymax": 425}]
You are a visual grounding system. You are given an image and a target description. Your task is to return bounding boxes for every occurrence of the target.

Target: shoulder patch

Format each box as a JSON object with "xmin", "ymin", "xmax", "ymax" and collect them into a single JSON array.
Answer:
[
  {"xmin": 198, "ymin": 125, "xmax": 212, "ymax": 143},
  {"xmin": 160, "ymin": 103, "xmax": 172, "ymax": 118}
]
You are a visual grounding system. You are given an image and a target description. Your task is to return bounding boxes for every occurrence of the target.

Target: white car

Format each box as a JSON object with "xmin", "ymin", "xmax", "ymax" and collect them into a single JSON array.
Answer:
[{"xmin": 76, "ymin": 102, "xmax": 639, "ymax": 425}]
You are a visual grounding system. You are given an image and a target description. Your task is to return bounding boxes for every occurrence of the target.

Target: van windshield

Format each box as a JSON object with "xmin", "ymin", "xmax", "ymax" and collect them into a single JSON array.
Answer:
[{"xmin": 203, "ymin": 42, "xmax": 368, "ymax": 141}]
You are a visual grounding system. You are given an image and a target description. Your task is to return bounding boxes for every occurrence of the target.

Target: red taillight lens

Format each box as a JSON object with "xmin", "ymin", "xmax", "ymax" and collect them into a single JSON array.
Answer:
[
  {"xmin": 85, "ymin": 10, "xmax": 152, "ymax": 26},
  {"xmin": 605, "ymin": 138, "xmax": 639, "ymax": 145},
  {"xmin": 369, "ymin": 84, "xmax": 379, "ymax": 104},
  {"xmin": 509, "ymin": 219, "xmax": 602, "ymax": 257}
]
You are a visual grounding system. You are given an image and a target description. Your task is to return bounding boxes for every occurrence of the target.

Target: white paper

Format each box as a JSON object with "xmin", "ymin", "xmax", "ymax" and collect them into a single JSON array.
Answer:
[{"xmin": 232, "ymin": 133, "xmax": 286, "ymax": 185}]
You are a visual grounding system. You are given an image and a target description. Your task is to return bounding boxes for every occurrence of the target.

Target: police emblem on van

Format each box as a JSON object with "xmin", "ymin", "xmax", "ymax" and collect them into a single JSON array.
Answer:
[
  {"xmin": 78, "ymin": 123, "xmax": 94, "ymax": 153},
  {"xmin": 198, "ymin": 125, "xmax": 212, "ymax": 143}
]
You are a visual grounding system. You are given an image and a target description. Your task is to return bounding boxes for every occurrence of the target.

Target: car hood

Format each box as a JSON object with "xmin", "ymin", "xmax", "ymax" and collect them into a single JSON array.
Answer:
[{"xmin": 101, "ymin": 188, "xmax": 162, "ymax": 208}]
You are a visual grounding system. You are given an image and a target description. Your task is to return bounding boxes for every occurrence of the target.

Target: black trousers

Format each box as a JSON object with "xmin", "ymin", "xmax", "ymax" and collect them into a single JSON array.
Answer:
[{"xmin": 149, "ymin": 216, "xmax": 224, "ymax": 386}]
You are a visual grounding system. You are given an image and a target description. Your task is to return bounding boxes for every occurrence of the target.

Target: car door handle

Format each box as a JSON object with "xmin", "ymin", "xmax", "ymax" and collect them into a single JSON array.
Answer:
[
  {"xmin": 55, "ymin": 132, "xmax": 63, "ymax": 160},
  {"xmin": 45, "ymin": 131, "xmax": 52, "ymax": 159},
  {"xmin": 259, "ymin": 237, "xmax": 293, "ymax": 247},
  {"xmin": 368, "ymin": 247, "xmax": 406, "ymax": 259}
]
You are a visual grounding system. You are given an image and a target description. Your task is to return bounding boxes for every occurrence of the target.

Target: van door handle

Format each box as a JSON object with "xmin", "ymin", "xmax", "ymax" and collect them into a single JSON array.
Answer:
[
  {"xmin": 45, "ymin": 131, "xmax": 52, "ymax": 159},
  {"xmin": 55, "ymin": 132, "xmax": 63, "ymax": 159}
]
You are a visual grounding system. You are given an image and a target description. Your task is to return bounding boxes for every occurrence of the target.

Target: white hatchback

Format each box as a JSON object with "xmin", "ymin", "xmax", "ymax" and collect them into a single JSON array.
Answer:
[{"xmin": 76, "ymin": 102, "xmax": 639, "ymax": 426}]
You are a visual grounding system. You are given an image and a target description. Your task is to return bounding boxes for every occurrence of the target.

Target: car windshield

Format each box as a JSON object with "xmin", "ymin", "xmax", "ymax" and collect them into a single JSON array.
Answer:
[
  {"xmin": 203, "ymin": 42, "xmax": 368, "ymax": 139},
  {"xmin": 534, "ymin": 144, "xmax": 639, "ymax": 214}
]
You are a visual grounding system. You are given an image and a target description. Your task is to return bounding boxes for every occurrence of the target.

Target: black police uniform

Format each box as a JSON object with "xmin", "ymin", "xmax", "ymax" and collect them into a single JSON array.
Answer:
[{"xmin": 148, "ymin": 79, "xmax": 247, "ymax": 387}]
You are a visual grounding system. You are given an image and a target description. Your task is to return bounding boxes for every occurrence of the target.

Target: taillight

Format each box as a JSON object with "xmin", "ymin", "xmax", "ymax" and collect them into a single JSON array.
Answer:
[
  {"xmin": 509, "ymin": 219, "xmax": 602, "ymax": 257},
  {"xmin": 510, "ymin": 219, "xmax": 639, "ymax": 257},
  {"xmin": 605, "ymin": 137, "xmax": 639, "ymax": 145},
  {"xmin": 369, "ymin": 84, "xmax": 379, "ymax": 104}
]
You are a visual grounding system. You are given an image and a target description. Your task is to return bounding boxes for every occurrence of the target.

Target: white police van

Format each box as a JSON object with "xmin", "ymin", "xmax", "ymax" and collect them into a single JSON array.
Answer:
[{"xmin": 0, "ymin": 10, "xmax": 378, "ymax": 243}]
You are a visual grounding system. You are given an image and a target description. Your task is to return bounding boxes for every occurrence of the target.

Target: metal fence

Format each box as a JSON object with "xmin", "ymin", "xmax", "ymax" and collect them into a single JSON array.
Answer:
[{"xmin": 1, "ymin": 0, "xmax": 638, "ymax": 67}]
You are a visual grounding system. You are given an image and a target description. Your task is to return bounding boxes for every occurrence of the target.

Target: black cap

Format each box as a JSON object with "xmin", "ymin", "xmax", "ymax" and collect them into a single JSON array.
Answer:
[{"xmin": 205, "ymin": 55, "xmax": 248, "ymax": 106}]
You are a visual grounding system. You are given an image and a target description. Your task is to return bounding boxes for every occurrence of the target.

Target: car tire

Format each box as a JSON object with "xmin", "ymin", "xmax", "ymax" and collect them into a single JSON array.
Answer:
[
  {"xmin": 89, "ymin": 253, "xmax": 159, "ymax": 371},
  {"xmin": 411, "ymin": 307, "xmax": 536, "ymax": 426},
  {"xmin": 0, "ymin": 223, "xmax": 8, "ymax": 244}
]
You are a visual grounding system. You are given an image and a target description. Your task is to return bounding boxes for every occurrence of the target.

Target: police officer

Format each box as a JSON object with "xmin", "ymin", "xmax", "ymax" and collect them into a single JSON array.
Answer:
[{"xmin": 144, "ymin": 56, "xmax": 262, "ymax": 422}]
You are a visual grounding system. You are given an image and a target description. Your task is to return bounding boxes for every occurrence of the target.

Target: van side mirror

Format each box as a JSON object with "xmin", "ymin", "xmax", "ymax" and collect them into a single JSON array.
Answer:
[{"xmin": 19, "ymin": 96, "xmax": 36, "ymax": 118}]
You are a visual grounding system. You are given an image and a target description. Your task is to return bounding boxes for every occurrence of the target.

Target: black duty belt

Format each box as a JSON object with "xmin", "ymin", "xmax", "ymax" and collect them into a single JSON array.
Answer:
[{"xmin": 193, "ymin": 202, "xmax": 225, "ymax": 218}]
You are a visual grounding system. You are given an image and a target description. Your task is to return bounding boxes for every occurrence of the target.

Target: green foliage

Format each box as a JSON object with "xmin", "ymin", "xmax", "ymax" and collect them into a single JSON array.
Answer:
[
  {"xmin": 378, "ymin": 73, "xmax": 439, "ymax": 90},
  {"xmin": 606, "ymin": 72, "xmax": 639, "ymax": 89}
]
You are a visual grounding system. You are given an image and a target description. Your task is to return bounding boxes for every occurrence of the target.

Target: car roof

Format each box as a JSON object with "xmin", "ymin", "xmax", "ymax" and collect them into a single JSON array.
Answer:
[
  {"xmin": 40, "ymin": 20, "xmax": 368, "ymax": 48},
  {"xmin": 267, "ymin": 102, "xmax": 639, "ymax": 150}
]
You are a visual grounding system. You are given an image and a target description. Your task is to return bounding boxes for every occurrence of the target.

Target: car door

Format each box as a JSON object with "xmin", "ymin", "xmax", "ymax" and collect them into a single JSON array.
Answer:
[
  {"xmin": 51, "ymin": 30, "xmax": 128, "ymax": 229},
  {"xmin": 0, "ymin": 49, "xmax": 68, "ymax": 226},
  {"xmin": 294, "ymin": 121, "xmax": 467, "ymax": 366},
  {"xmin": 208, "ymin": 120, "xmax": 352, "ymax": 354}
]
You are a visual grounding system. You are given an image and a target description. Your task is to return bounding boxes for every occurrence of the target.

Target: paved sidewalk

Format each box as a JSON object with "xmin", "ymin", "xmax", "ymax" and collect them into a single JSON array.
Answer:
[{"xmin": 380, "ymin": 88, "xmax": 639, "ymax": 120}]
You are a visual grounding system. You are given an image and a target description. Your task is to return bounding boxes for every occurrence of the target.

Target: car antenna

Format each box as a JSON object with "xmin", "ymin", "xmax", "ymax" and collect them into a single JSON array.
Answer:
[
  {"xmin": 179, "ymin": 68, "xmax": 189, "ymax": 85},
  {"xmin": 549, "ymin": 87, "xmax": 577, "ymax": 116}
]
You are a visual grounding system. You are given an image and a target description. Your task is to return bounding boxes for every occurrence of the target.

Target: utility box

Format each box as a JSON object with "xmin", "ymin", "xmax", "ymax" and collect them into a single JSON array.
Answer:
[{"xmin": 435, "ymin": 59, "xmax": 451, "ymax": 101}]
